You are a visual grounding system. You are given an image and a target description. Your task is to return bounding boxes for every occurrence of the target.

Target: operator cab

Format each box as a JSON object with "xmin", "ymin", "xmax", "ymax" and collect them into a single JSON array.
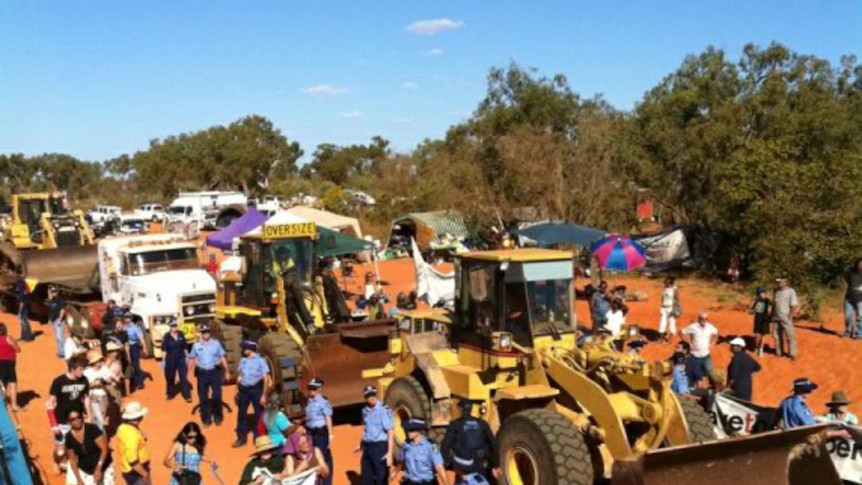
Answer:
[
  {"xmin": 236, "ymin": 224, "xmax": 316, "ymax": 309},
  {"xmin": 452, "ymin": 249, "xmax": 576, "ymax": 351}
]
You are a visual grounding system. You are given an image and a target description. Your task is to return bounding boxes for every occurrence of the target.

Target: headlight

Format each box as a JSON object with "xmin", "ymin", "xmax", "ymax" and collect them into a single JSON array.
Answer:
[
  {"xmin": 399, "ymin": 319, "xmax": 411, "ymax": 331},
  {"xmin": 499, "ymin": 333, "xmax": 513, "ymax": 351},
  {"xmin": 185, "ymin": 306, "xmax": 195, "ymax": 316},
  {"xmin": 208, "ymin": 303, "xmax": 215, "ymax": 313}
]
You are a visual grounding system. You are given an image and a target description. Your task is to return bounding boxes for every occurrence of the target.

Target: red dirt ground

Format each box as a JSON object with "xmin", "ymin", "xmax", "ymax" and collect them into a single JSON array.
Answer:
[{"xmin": 7, "ymin": 257, "xmax": 861, "ymax": 484}]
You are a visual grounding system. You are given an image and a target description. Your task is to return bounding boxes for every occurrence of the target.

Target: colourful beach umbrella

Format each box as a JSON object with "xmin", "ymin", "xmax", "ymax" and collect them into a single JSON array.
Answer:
[{"xmin": 589, "ymin": 234, "xmax": 646, "ymax": 271}]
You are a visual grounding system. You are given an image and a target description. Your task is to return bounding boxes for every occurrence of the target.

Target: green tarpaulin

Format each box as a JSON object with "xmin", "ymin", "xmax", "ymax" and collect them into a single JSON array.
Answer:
[{"xmin": 316, "ymin": 226, "xmax": 373, "ymax": 257}]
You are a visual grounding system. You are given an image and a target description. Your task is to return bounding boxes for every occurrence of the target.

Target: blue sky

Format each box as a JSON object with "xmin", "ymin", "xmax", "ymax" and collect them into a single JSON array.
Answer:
[{"xmin": 0, "ymin": 1, "xmax": 859, "ymax": 162}]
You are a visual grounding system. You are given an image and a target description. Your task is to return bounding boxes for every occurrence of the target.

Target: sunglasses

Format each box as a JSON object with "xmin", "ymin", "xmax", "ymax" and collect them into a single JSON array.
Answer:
[
  {"xmin": 69, "ymin": 415, "xmax": 83, "ymax": 422},
  {"xmin": 186, "ymin": 433, "xmax": 198, "ymax": 440}
]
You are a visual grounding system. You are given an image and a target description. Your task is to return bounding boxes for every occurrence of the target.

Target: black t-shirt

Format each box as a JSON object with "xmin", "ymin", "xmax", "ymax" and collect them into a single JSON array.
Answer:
[
  {"xmin": 49, "ymin": 297, "xmax": 66, "ymax": 321},
  {"xmin": 64, "ymin": 423, "xmax": 111, "ymax": 475},
  {"xmin": 751, "ymin": 297, "xmax": 771, "ymax": 324},
  {"xmin": 846, "ymin": 271, "xmax": 862, "ymax": 305},
  {"xmin": 727, "ymin": 351, "xmax": 762, "ymax": 401},
  {"xmin": 50, "ymin": 374, "xmax": 90, "ymax": 425}
]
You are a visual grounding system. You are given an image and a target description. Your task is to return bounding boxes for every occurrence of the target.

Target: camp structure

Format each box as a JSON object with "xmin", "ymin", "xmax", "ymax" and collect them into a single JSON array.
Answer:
[
  {"xmin": 285, "ymin": 206, "xmax": 364, "ymax": 238},
  {"xmin": 387, "ymin": 211, "xmax": 469, "ymax": 253}
]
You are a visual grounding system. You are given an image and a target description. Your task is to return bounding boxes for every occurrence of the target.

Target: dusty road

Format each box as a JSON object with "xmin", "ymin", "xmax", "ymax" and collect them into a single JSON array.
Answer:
[{"xmin": 7, "ymin": 258, "xmax": 861, "ymax": 484}]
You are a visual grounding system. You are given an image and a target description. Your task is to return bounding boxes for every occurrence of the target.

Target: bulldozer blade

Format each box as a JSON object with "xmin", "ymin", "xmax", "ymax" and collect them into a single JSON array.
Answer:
[
  {"xmin": 20, "ymin": 246, "xmax": 99, "ymax": 291},
  {"xmin": 612, "ymin": 424, "xmax": 840, "ymax": 485},
  {"xmin": 304, "ymin": 322, "xmax": 393, "ymax": 408}
]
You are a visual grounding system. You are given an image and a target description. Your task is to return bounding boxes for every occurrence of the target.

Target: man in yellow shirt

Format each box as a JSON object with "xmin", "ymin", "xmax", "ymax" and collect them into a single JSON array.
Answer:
[{"xmin": 117, "ymin": 401, "xmax": 151, "ymax": 484}]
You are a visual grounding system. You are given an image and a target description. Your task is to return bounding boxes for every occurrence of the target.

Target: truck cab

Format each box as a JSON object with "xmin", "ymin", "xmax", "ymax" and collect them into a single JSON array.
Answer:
[{"xmin": 98, "ymin": 234, "xmax": 217, "ymax": 357}]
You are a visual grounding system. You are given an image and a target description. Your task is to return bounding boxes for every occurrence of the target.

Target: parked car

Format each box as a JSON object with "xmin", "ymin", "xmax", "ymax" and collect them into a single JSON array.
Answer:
[
  {"xmin": 118, "ymin": 214, "xmax": 148, "ymax": 234},
  {"xmin": 135, "ymin": 203, "xmax": 166, "ymax": 222},
  {"xmin": 88, "ymin": 205, "xmax": 121, "ymax": 224}
]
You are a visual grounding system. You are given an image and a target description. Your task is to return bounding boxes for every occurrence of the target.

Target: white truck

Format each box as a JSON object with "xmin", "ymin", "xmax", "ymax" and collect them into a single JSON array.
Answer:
[
  {"xmin": 248, "ymin": 195, "xmax": 282, "ymax": 217},
  {"xmin": 96, "ymin": 234, "xmax": 217, "ymax": 358},
  {"xmin": 166, "ymin": 191, "xmax": 247, "ymax": 231}
]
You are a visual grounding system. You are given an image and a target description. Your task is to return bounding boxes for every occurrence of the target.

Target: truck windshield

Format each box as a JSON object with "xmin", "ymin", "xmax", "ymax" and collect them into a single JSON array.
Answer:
[
  {"xmin": 126, "ymin": 248, "xmax": 199, "ymax": 276},
  {"xmin": 264, "ymin": 239, "xmax": 314, "ymax": 290},
  {"xmin": 505, "ymin": 279, "xmax": 573, "ymax": 347},
  {"xmin": 168, "ymin": 206, "xmax": 191, "ymax": 215}
]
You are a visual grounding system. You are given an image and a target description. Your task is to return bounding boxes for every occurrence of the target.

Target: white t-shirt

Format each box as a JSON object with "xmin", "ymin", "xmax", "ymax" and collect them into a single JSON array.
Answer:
[
  {"xmin": 63, "ymin": 338, "xmax": 86, "ymax": 361},
  {"xmin": 605, "ymin": 309, "xmax": 626, "ymax": 335},
  {"xmin": 661, "ymin": 287, "xmax": 676, "ymax": 308},
  {"xmin": 682, "ymin": 322, "xmax": 718, "ymax": 358},
  {"xmin": 84, "ymin": 366, "xmax": 111, "ymax": 397}
]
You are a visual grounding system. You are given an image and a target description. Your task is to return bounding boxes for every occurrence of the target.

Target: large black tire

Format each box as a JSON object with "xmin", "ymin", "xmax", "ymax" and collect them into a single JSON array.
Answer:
[
  {"xmin": 258, "ymin": 332, "xmax": 304, "ymax": 417},
  {"xmin": 497, "ymin": 409, "xmax": 593, "ymax": 485},
  {"xmin": 679, "ymin": 398, "xmax": 716, "ymax": 443},
  {"xmin": 383, "ymin": 376, "xmax": 443, "ymax": 446},
  {"xmin": 210, "ymin": 319, "xmax": 243, "ymax": 380}
]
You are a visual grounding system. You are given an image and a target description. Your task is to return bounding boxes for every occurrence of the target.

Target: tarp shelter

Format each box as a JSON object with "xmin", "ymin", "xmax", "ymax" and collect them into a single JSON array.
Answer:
[
  {"xmin": 516, "ymin": 222, "xmax": 606, "ymax": 248},
  {"xmin": 286, "ymin": 206, "xmax": 364, "ymax": 238},
  {"xmin": 205, "ymin": 208, "xmax": 268, "ymax": 250},
  {"xmin": 388, "ymin": 211, "xmax": 469, "ymax": 251}
]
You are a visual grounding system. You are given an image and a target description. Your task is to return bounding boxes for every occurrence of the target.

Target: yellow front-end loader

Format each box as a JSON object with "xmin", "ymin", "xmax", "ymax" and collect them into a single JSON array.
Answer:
[{"xmin": 364, "ymin": 248, "xmax": 839, "ymax": 485}]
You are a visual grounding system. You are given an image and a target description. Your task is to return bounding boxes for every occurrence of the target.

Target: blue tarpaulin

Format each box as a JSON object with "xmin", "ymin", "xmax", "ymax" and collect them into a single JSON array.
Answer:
[
  {"xmin": 516, "ymin": 222, "xmax": 606, "ymax": 248},
  {"xmin": 205, "ymin": 209, "xmax": 268, "ymax": 250}
]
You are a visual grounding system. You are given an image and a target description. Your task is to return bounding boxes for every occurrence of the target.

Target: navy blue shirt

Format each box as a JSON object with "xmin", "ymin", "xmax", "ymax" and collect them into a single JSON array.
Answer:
[
  {"xmin": 48, "ymin": 296, "xmax": 66, "ymax": 321},
  {"xmin": 726, "ymin": 351, "xmax": 761, "ymax": 401},
  {"xmin": 161, "ymin": 331, "xmax": 187, "ymax": 361},
  {"xmin": 15, "ymin": 279, "xmax": 28, "ymax": 304}
]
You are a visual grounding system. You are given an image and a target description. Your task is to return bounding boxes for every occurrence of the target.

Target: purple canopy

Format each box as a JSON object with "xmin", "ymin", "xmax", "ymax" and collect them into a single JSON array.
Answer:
[{"xmin": 205, "ymin": 208, "xmax": 267, "ymax": 250}]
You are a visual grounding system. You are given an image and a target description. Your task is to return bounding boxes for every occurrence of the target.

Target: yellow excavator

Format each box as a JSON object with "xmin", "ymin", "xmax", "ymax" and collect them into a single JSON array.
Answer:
[{"xmin": 363, "ymin": 248, "xmax": 840, "ymax": 485}]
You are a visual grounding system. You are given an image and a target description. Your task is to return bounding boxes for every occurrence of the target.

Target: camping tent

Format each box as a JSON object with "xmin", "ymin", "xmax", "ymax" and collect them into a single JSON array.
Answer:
[
  {"xmin": 205, "ymin": 208, "xmax": 268, "ymax": 250},
  {"xmin": 516, "ymin": 222, "xmax": 606, "ymax": 248},
  {"xmin": 388, "ymin": 211, "xmax": 469, "ymax": 252},
  {"xmin": 286, "ymin": 206, "xmax": 363, "ymax": 238}
]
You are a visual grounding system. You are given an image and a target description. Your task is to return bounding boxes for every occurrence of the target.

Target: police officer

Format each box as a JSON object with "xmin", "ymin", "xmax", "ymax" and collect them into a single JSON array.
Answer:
[
  {"xmin": 359, "ymin": 385, "xmax": 394, "ymax": 485},
  {"xmin": 398, "ymin": 418, "xmax": 448, "ymax": 485},
  {"xmin": 305, "ymin": 377, "xmax": 334, "ymax": 485},
  {"xmin": 188, "ymin": 324, "xmax": 231, "ymax": 427},
  {"xmin": 452, "ymin": 455, "xmax": 489, "ymax": 485},
  {"xmin": 440, "ymin": 399, "xmax": 499, "ymax": 482},
  {"xmin": 123, "ymin": 314, "xmax": 148, "ymax": 392},
  {"xmin": 232, "ymin": 340, "xmax": 270, "ymax": 447},
  {"xmin": 161, "ymin": 320, "xmax": 191, "ymax": 402}
]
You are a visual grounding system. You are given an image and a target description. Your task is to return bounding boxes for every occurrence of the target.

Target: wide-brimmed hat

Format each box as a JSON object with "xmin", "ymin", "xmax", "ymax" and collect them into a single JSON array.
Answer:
[
  {"xmin": 827, "ymin": 391, "xmax": 851, "ymax": 407},
  {"xmin": 105, "ymin": 341, "xmax": 123, "ymax": 353},
  {"xmin": 729, "ymin": 337, "xmax": 746, "ymax": 348},
  {"xmin": 792, "ymin": 378, "xmax": 818, "ymax": 395},
  {"xmin": 402, "ymin": 418, "xmax": 427, "ymax": 432},
  {"xmin": 86, "ymin": 350, "xmax": 104, "ymax": 366},
  {"xmin": 121, "ymin": 401, "xmax": 148, "ymax": 420},
  {"xmin": 251, "ymin": 436, "xmax": 280, "ymax": 455}
]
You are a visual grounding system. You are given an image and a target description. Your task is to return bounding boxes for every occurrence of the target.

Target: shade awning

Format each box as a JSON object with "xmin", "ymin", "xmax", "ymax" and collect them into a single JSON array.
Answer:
[
  {"xmin": 515, "ymin": 222, "xmax": 606, "ymax": 248},
  {"xmin": 316, "ymin": 227, "xmax": 374, "ymax": 258},
  {"xmin": 206, "ymin": 209, "xmax": 268, "ymax": 250}
]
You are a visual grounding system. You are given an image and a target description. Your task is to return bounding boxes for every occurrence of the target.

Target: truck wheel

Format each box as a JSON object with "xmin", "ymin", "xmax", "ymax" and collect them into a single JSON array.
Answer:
[
  {"xmin": 679, "ymin": 398, "xmax": 716, "ymax": 443},
  {"xmin": 64, "ymin": 305, "xmax": 95, "ymax": 339},
  {"xmin": 211, "ymin": 319, "xmax": 242, "ymax": 381},
  {"xmin": 384, "ymin": 376, "xmax": 442, "ymax": 446},
  {"xmin": 258, "ymin": 333, "xmax": 304, "ymax": 416},
  {"xmin": 498, "ymin": 409, "xmax": 593, "ymax": 485}
]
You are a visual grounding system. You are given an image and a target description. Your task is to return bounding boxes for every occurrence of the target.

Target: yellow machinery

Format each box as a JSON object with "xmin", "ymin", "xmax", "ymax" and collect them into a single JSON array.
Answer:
[
  {"xmin": 365, "ymin": 249, "xmax": 840, "ymax": 485},
  {"xmin": 213, "ymin": 219, "xmax": 392, "ymax": 415}
]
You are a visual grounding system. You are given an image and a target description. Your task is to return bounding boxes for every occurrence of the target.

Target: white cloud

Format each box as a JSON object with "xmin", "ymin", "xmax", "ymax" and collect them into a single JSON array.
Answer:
[
  {"xmin": 401, "ymin": 81, "xmax": 418, "ymax": 90},
  {"xmin": 340, "ymin": 110, "xmax": 364, "ymax": 120},
  {"xmin": 427, "ymin": 48, "xmax": 444, "ymax": 56},
  {"xmin": 391, "ymin": 117, "xmax": 413, "ymax": 125},
  {"xmin": 301, "ymin": 84, "xmax": 349, "ymax": 96},
  {"xmin": 404, "ymin": 18, "xmax": 464, "ymax": 36}
]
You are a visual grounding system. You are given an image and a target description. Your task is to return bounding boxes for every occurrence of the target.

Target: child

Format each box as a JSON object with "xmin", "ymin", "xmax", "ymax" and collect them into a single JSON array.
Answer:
[{"xmin": 750, "ymin": 287, "xmax": 772, "ymax": 356}]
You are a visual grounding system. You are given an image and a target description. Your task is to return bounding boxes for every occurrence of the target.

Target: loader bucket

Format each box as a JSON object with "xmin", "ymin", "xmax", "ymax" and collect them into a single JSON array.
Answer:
[
  {"xmin": 303, "ymin": 320, "xmax": 394, "ymax": 408},
  {"xmin": 21, "ymin": 245, "xmax": 99, "ymax": 291},
  {"xmin": 611, "ymin": 424, "xmax": 840, "ymax": 485}
]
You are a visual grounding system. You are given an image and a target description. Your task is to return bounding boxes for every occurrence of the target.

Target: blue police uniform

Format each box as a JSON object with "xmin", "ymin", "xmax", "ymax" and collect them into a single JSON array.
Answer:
[
  {"xmin": 305, "ymin": 393, "xmax": 334, "ymax": 485},
  {"xmin": 399, "ymin": 436, "xmax": 442, "ymax": 485},
  {"xmin": 190, "ymin": 338, "xmax": 227, "ymax": 425},
  {"xmin": 235, "ymin": 353, "xmax": 269, "ymax": 441},
  {"xmin": 125, "ymin": 323, "xmax": 146, "ymax": 391},
  {"xmin": 361, "ymin": 400, "xmax": 393, "ymax": 485},
  {"xmin": 778, "ymin": 395, "xmax": 817, "ymax": 428},
  {"xmin": 456, "ymin": 473, "xmax": 490, "ymax": 485},
  {"xmin": 161, "ymin": 330, "xmax": 190, "ymax": 400}
]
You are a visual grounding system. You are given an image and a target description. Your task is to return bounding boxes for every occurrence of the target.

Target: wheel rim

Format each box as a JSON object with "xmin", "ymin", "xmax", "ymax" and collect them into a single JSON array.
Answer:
[
  {"xmin": 506, "ymin": 445, "xmax": 540, "ymax": 485},
  {"xmin": 392, "ymin": 403, "xmax": 412, "ymax": 446}
]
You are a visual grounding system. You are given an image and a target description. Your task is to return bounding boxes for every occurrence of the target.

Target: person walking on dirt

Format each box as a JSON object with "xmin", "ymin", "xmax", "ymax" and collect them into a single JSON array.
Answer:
[
  {"xmin": 65, "ymin": 407, "xmax": 115, "ymax": 485},
  {"xmin": 843, "ymin": 259, "xmax": 862, "ymax": 339},
  {"xmin": 48, "ymin": 286, "xmax": 67, "ymax": 357},
  {"xmin": 681, "ymin": 312, "xmax": 718, "ymax": 386},
  {"xmin": 117, "ymin": 401, "xmax": 152, "ymax": 485},
  {"xmin": 188, "ymin": 324, "xmax": 231, "ymax": 427},
  {"xmin": 820, "ymin": 391, "xmax": 859, "ymax": 425},
  {"xmin": 359, "ymin": 384, "xmax": 394, "ymax": 485},
  {"xmin": 164, "ymin": 422, "xmax": 216, "ymax": 485},
  {"xmin": 772, "ymin": 278, "xmax": 799, "ymax": 360},
  {"xmin": 749, "ymin": 287, "xmax": 772, "ymax": 356},
  {"xmin": 304, "ymin": 378, "xmax": 334, "ymax": 485},
  {"xmin": 123, "ymin": 314, "xmax": 148, "ymax": 392},
  {"xmin": 162, "ymin": 320, "xmax": 192, "ymax": 402},
  {"xmin": 15, "ymin": 271, "xmax": 34, "ymax": 342},
  {"xmin": 233, "ymin": 340, "xmax": 271, "ymax": 448},
  {"xmin": 726, "ymin": 337, "xmax": 761, "ymax": 402},
  {"xmin": 83, "ymin": 350, "xmax": 112, "ymax": 432},
  {"xmin": 440, "ymin": 399, "xmax": 499, "ymax": 482},
  {"xmin": 0, "ymin": 323, "xmax": 21, "ymax": 411},
  {"xmin": 590, "ymin": 281, "xmax": 611, "ymax": 331},
  {"xmin": 658, "ymin": 277, "xmax": 679, "ymax": 342},
  {"xmin": 396, "ymin": 418, "xmax": 448, "ymax": 485},
  {"xmin": 49, "ymin": 356, "xmax": 93, "ymax": 433}
]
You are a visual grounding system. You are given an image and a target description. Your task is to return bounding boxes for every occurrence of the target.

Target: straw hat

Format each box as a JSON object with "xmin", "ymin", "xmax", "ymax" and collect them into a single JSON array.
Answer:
[
  {"xmin": 251, "ymin": 436, "xmax": 280, "ymax": 455},
  {"xmin": 105, "ymin": 341, "xmax": 123, "ymax": 353},
  {"xmin": 121, "ymin": 401, "xmax": 148, "ymax": 420},
  {"xmin": 86, "ymin": 350, "xmax": 104, "ymax": 366},
  {"xmin": 827, "ymin": 391, "xmax": 851, "ymax": 407}
]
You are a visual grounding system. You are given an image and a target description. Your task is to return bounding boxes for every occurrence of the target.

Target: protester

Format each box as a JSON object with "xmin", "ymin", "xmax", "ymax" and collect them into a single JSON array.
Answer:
[
  {"xmin": 64, "ymin": 331, "xmax": 88, "ymax": 362},
  {"xmin": 15, "ymin": 270, "xmax": 34, "ymax": 342},
  {"xmin": 123, "ymin": 314, "xmax": 147, "ymax": 392},
  {"xmin": 188, "ymin": 324, "xmax": 230, "ymax": 427},
  {"xmin": 658, "ymin": 277, "xmax": 679, "ymax": 342},
  {"xmin": 100, "ymin": 317, "xmax": 129, "ymax": 363},
  {"xmin": 605, "ymin": 298, "xmax": 628, "ymax": 337},
  {"xmin": 681, "ymin": 312, "xmax": 718, "ymax": 385},
  {"xmin": 749, "ymin": 287, "xmax": 772, "ymax": 356},
  {"xmin": 48, "ymin": 287, "xmax": 67, "ymax": 357},
  {"xmin": 161, "ymin": 320, "xmax": 192, "ymax": 402},
  {"xmin": 117, "ymin": 401, "xmax": 151, "ymax": 485},
  {"xmin": 452, "ymin": 454, "xmax": 489, "ymax": 485},
  {"xmin": 304, "ymin": 378, "xmax": 333, "ymax": 485},
  {"xmin": 50, "ymin": 356, "xmax": 92, "ymax": 436},
  {"xmin": 83, "ymin": 350, "xmax": 112, "ymax": 431},
  {"xmin": 261, "ymin": 392, "xmax": 292, "ymax": 449},
  {"xmin": 673, "ymin": 341, "xmax": 703, "ymax": 387},
  {"xmin": 64, "ymin": 407, "xmax": 114, "ymax": 485},
  {"xmin": 104, "ymin": 341, "xmax": 126, "ymax": 401},
  {"xmin": 590, "ymin": 281, "xmax": 611, "ymax": 331},
  {"xmin": 843, "ymin": 259, "xmax": 862, "ymax": 339},
  {"xmin": 359, "ymin": 385, "xmax": 394, "ymax": 485},
  {"xmin": 772, "ymin": 278, "xmax": 799, "ymax": 360},
  {"xmin": 206, "ymin": 253, "xmax": 218, "ymax": 279},
  {"xmin": 239, "ymin": 436, "xmax": 287, "ymax": 485},
  {"xmin": 285, "ymin": 433, "xmax": 330, "ymax": 483},
  {"xmin": 389, "ymin": 293, "xmax": 409, "ymax": 318},
  {"xmin": 101, "ymin": 300, "xmax": 122, "ymax": 329},
  {"xmin": 164, "ymin": 422, "xmax": 215, "ymax": 485},
  {"xmin": 406, "ymin": 291, "xmax": 419, "ymax": 311},
  {"xmin": 440, "ymin": 399, "xmax": 499, "ymax": 481},
  {"xmin": 0, "ymin": 323, "xmax": 21, "ymax": 411},
  {"xmin": 725, "ymin": 337, "xmax": 761, "ymax": 402},
  {"xmin": 397, "ymin": 418, "xmax": 447, "ymax": 485},
  {"xmin": 233, "ymin": 341, "xmax": 271, "ymax": 448},
  {"xmin": 670, "ymin": 352, "xmax": 690, "ymax": 395},
  {"xmin": 820, "ymin": 391, "xmax": 859, "ymax": 425}
]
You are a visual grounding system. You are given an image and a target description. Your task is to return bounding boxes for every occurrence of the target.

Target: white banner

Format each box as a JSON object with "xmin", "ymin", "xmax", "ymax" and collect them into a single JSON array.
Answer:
[
  {"xmin": 637, "ymin": 228, "xmax": 691, "ymax": 266},
  {"xmin": 252, "ymin": 467, "xmax": 318, "ymax": 485},
  {"xmin": 710, "ymin": 394, "xmax": 862, "ymax": 484},
  {"xmin": 412, "ymin": 238, "xmax": 455, "ymax": 307}
]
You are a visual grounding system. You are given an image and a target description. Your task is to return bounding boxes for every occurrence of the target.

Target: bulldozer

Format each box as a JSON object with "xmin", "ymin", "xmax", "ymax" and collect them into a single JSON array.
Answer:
[
  {"xmin": 364, "ymin": 248, "xmax": 841, "ymax": 485},
  {"xmin": 213, "ymin": 219, "xmax": 394, "ymax": 415}
]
